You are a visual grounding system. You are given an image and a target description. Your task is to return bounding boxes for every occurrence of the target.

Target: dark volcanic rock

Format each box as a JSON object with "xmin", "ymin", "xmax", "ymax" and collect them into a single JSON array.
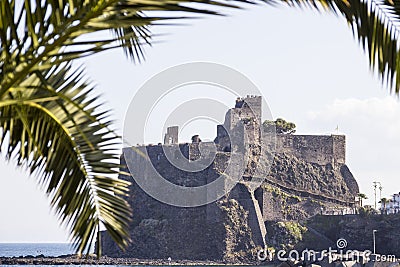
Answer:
[
  {"xmin": 102, "ymin": 97, "xmax": 359, "ymax": 262},
  {"xmin": 102, "ymin": 151, "xmax": 358, "ymax": 261},
  {"xmin": 0, "ymin": 255, "xmax": 231, "ymax": 265},
  {"xmin": 284, "ymin": 214, "xmax": 400, "ymax": 257}
]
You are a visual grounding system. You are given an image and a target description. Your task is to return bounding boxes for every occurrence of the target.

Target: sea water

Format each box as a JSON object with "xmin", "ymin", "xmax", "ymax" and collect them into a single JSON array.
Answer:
[
  {"xmin": 0, "ymin": 243, "xmax": 74, "ymax": 257},
  {"xmin": 0, "ymin": 243, "xmax": 266, "ymax": 266}
]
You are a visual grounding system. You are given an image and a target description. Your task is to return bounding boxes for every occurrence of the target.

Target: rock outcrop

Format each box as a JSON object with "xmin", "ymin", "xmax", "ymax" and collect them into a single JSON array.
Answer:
[
  {"xmin": 299, "ymin": 214, "xmax": 400, "ymax": 257},
  {"xmin": 101, "ymin": 151, "xmax": 358, "ymax": 262},
  {"xmin": 101, "ymin": 96, "xmax": 359, "ymax": 262}
]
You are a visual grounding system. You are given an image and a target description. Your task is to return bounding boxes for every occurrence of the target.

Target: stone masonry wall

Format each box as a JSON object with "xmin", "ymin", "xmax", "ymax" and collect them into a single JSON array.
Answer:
[
  {"xmin": 101, "ymin": 152, "xmax": 261, "ymax": 261},
  {"xmin": 101, "ymin": 96, "xmax": 359, "ymax": 261},
  {"xmin": 274, "ymin": 134, "xmax": 345, "ymax": 165}
]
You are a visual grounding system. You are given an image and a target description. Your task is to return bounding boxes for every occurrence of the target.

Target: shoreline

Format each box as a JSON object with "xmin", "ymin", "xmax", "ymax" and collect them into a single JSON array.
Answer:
[{"xmin": 0, "ymin": 255, "xmax": 258, "ymax": 265}]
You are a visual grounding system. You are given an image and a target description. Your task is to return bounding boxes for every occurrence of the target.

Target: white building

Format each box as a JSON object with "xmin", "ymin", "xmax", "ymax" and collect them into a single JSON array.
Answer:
[{"xmin": 380, "ymin": 193, "xmax": 400, "ymax": 214}]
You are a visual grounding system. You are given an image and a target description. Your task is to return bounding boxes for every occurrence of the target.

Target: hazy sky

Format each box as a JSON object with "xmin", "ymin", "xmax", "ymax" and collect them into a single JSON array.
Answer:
[{"xmin": 0, "ymin": 4, "xmax": 398, "ymax": 243}]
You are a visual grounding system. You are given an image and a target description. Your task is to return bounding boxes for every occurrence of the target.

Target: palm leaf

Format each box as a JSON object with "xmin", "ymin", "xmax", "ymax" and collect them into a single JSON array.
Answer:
[
  {"xmin": 271, "ymin": 0, "xmax": 400, "ymax": 93},
  {"xmin": 0, "ymin": 0, "xmax": 254, "ymax": 97},
  {"xmin": 2, "ymin": 0, "xmax": 400, "ymax": 258},
  {"xmin": 0, "ymin": 63, "xmax": 131, "ymax": 255},
  {"xmin": 0, "ymin": 0, "xmax": 254, "ymax": 256}
]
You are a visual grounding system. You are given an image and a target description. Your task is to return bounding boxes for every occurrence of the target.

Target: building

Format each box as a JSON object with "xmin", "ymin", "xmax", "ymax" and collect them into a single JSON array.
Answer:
[
  {"xmin": 380, "ymin": 193, "xmax": 400, "ymax": 214},
  {"xmin": 101, "ymin": 96, "xmax": 359, "ymax": 261}
]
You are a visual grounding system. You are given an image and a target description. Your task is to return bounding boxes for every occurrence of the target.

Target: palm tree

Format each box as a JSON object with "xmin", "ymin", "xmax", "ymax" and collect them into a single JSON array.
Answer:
[
  {"xmin": 393, "ymin": 194, "xmax": 399, "ymax": 213},
  {"xmin": 275, "ymin": 0, "xmax": 400, "ymax": 94},
  {"xmin": 2, "ymin": 0, "xmax": 400, "ymax": 258},
  {"xmin": 0, "ymin": 0, "xmax": 248, "ymax": 256},
  {"xmin": 379, "ymin": 198, "xmax": 391, "ymax": 214},
  {"xmin": 357, "ymin": 193, "xmax": 368, "ymax": 207}
]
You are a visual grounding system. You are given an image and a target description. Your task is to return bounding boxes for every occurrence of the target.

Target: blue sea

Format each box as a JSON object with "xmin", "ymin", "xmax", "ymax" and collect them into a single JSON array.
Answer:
[
  {"xmin": 0, "ymin": 243, "xmax": 264, "ymax": 266},
  {"xmin": 0, "ymin": 243, "xmax": 117, "ymax": 266},
  {"xmin": 0, "ymin": 243, "xmax": 75, "ymax": 257}
]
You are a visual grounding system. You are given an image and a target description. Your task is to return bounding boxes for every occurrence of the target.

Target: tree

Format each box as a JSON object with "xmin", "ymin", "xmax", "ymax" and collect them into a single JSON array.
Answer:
[
  {"xmin": 263, "ymin": 118, "xmax": 296, "ymax": 134},
  {"xmin": 0, "ymin": 0, "xmax": 249, "ymax": 256},
  {"xmin": 191, "ymin": 135, "xmax": 202, "ymax": 143},
  {"xmin": 379, "ymin": 198, "xmax": 391, "ymax": 214},
  {"xmin": 357, "ymin": 193, "xmax": 368, "ymax": 207},
  {"xmin": 2, "ymin": 0, "xmax": 400, "ymax": 258},
  {"xmin": 273, "ymin": 0, "xmax": 400, "ymax": 94},
  {"xmin": 393, "ymin": 194, "xmax": 399, "ymax": 214}
]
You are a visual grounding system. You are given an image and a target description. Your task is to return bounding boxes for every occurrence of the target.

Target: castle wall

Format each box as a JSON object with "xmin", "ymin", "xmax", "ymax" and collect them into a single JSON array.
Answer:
[
  {"xmin": 234, "ymin": 95, "xmax": 262, "ymax": 121},
  {"xmin": 104, "ymin": 96, "xmax": 358, "ymax": 261},
  {"xmin": 217, "ymin": 96, "xmax": 262, "ymax": 151},
  {"xmin": 107, "ymin": 147, "xmax": 261, "ymax": 260},
  {"xmin": 187, "ymin": 142, "xmax": 216, "ymax": 161},
  {"xmin": 164, "ymin": 126, "xmax": 179, "ymax": 144},
  {"xmin": 332, "ymin": 135, "xmax": 346, "ymax": 164},
  {"xmin": 274, "ymin": 134, "xmax": 345, "ymax": 165}
]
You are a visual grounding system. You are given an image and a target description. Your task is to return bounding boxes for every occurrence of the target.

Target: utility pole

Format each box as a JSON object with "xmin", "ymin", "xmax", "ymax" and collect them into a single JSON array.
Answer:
[
  {"xmin": 373, "ymin": 181, "xmax": 382, "ymax": 210},
  {"xmin": 373, "ymin": 182, "xmax": 378, "ymax": 210}
]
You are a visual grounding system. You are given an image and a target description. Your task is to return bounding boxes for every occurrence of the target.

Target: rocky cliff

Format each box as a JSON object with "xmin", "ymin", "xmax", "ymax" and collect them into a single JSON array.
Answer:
[
  {"xmin": 263, "ymin": 213, "xmax": 400, "ymax": 263},
  {"xmin": 300, "ymin": 214, "xmax": 400, "ymax": 257},
  {"xmin": 101, "ymin": 150, "xmax": 358, "ymax": 262},
  {"xmin": 101, "ymin": 96, "xmax": 359, "ymax": 262}
]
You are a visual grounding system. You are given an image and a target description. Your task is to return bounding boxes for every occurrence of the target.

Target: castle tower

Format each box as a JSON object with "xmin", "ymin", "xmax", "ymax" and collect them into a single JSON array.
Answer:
[
  {"xmin": 164, "ymin": 126, "xmax": 179, "ymax": 145},
  {"xmin": 215, "ymin": 95, "xmax": 262, "ymax": 152}
]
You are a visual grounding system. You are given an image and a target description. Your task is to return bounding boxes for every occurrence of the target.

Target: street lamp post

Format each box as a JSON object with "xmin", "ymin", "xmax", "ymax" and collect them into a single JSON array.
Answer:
[
  {"xmin": 373, "ymin": 182, "xmax": 378, "ymax": 210},
  {"xmin": 373, "ymin": 181, "xmax": 382, "ymax": 210},
  {"xmin": 373, "ymin": 230, "xmax": 377, "ymax": 254}
]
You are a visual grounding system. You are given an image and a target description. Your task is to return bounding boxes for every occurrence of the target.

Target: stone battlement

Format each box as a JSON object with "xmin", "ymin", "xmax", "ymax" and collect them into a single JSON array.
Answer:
[
  {"xmin": 103, "ymin": 96, "xmax": 359, "ymax": 261},
  {"xmin": 155, "ymin": 94, "xmax": 346, "ymax": 167},
  {"xmin": 275, "ymin": 134, "xmax": 345, "ymax": 165},
  {"xmin": 142, "ymin": 132, "xmax": 346, "ymax": 167}
]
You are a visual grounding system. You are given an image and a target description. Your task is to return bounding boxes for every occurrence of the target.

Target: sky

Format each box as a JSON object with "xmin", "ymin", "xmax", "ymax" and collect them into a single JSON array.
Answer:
[{"xmin": 0, "ymin": 3, "xmax": 399, "ymax": 242}]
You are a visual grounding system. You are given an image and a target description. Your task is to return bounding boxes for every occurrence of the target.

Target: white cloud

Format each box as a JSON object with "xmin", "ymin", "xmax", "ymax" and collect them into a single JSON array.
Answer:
[
  {"xmin": 308, "ymin": 97, "xmax": 400, "ymax": 139},
  {"xmin": 306, "ymin": 97, "xmax": 400, "ymax": 205}
]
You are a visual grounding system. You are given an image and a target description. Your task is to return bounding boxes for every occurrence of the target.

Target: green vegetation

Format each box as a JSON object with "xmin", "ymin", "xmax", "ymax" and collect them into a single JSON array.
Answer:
[
  {"xmin": 272, "ymin": 221, "xmax": 307, "ymax": 250},
  {"xmin": 379, "ymin": 198, "xmax": 391, "ymax": 214},
  {"xmin": 263, "ymin": 118, "xmax": 296, "ymax": 134},
  {"xmin": 0, "ymin": 0, "xmax": 249, "ymax": 256},
  {"xmin": 359, "ymin": 206, "xmax": 378, "ymax": 216},
  {"xmin": 263, "ymin": 184, "xmax": 302, "ymax": 202},
  {"xmin": 2, "ymin": 0, "xmax": 400, "ymax": 258},
  {"xmin": 357, "ymin": 193, "xmax": 368, "ymax": 207},
  {"xmin": 281, "ymin": 221, "xmax": 307, "ymax": 241},
  {"xmin": 262, "ymin": 184, "xmax": 302, "ymax": 218}
]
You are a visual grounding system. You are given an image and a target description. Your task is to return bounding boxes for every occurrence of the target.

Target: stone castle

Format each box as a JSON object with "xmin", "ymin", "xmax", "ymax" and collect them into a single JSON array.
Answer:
[{"xmin": 101, "ymin": 96, "xmax": 359, "ymax": 262}]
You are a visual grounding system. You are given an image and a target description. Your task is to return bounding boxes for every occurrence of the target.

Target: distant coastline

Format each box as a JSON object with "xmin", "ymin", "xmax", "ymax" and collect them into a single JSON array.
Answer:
[
  {"xmin": 0, "ymin": 243, "xmax": 255, "ymax": 265},
  {"xmin": 0, "ymin": 254, "xmax": 251, "ymax": 266},
  {"xmin": 0, "ymin": 243, "xmax": 75, "ymax": 258}
]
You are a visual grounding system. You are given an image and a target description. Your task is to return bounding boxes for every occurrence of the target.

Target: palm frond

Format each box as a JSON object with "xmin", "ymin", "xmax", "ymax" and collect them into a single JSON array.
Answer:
[
  {"xmin": 3, "ymin": 0, "xmax": 400, "ymax": 258},
  {"xmin": 0, "ymin": 63, "xmax": 131, "ymax": 255},
  {"xmin": 0, "ymin": 0, "xmax": 255, "ymax": 97},
  {"xmin": 0, "ymin": 0, "xmax": 257, "ymax": 256},
  {"xmin": 271, "ymin": 0, "xmax": 400, "ymax": 93}
]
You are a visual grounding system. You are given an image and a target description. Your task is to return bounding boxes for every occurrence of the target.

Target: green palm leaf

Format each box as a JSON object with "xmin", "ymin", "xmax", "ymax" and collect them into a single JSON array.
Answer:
[
  {"xmin": 0, "ymin": 0, "xmax": 252, "ymax": 256},
  {"xmin": 3, "ymin": 0, "xmax": 400, "ymax": 96},
  {"xmin": 272, "ymin": 0, "xmax": 400, "ymax": 93},
  {"xmin": 0, "ymin": 63, "xmax": 131, "ymax": 255},
  {"xmin": 0, "ymin": 0, "xmax": 252, "ymax": 96},
  {"xmin": 2, "ymin": 0, "xmax": 400, "ymax": 259}
]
